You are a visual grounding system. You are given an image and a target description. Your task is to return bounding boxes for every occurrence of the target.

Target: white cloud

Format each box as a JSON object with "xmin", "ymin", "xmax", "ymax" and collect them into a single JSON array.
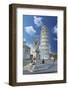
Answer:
[
  {"xmin": 53, "ymin": 25, "xmax": 57, "ymax": 34},
  {"xmin": 25, "ymin": 26, "xmax": 36, "ymax": 35},
  {"xmin": 52, "ymin": 25, "xmax": 57, "ymax": 41},
  {"xmin": 34, "ymin": 16, "xmax": 43, "ymax": 27}
]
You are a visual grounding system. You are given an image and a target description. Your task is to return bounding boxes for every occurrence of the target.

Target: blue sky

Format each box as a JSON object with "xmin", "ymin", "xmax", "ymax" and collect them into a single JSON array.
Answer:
[{"xmin": 23, "ymin": 15, "xmax": 57, "ymax": 53}]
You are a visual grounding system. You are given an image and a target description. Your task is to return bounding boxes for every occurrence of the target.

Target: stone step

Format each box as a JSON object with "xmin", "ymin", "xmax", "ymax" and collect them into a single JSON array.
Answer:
[
  {"xmin": 33, "ymin": 63, "xmax": 55, "ymax": 71},
  {"xmin": 24, "ymin": 61, "xmax": 57, "ymax": 72}
]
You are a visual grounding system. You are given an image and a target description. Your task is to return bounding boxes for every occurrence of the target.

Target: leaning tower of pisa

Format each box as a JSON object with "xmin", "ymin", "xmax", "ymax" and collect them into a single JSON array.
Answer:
[{"xmin": 40, "ymin": 25, "xmax": 49, "ymax": 63}]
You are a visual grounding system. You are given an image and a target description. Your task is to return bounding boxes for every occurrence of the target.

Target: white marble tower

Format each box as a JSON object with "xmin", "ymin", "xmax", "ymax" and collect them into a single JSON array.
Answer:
[{"xmin": 40, "ymin": 25, "xmax": 49, "ymax": 62}]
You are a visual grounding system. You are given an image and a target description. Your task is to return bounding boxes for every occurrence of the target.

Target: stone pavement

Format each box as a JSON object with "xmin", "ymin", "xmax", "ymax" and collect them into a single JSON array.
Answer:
[{"xmin": 23, "ymin": 60, "xmax": 57, "ymax": 74}]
